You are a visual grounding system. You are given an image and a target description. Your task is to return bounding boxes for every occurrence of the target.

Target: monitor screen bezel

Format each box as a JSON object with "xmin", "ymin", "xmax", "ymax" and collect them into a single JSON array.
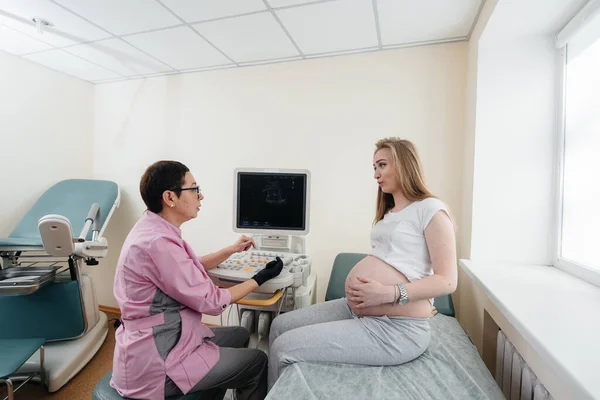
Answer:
[{"xmin": 232, "ymin": 168, "xmax": 311, "ymax": 236}]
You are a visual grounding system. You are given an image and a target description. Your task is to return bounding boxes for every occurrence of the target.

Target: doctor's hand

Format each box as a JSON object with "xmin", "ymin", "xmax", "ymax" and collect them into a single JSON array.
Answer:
[
  {"xmin": 230, "ymin": 235, "xmax": 255, "ymax": 253},
  {"xmin": 252, "ymin": 257, "xmax": 284, "ymax": 286},
  {"xmin": 346, "ymin": 276, "xmax": 394, "ymax": 309}
]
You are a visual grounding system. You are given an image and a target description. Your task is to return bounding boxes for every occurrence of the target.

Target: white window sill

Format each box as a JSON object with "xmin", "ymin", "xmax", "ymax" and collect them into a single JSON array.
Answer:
[{"xmin": 459, "ymin": 259, "xmax": 600, "ymax": 400}]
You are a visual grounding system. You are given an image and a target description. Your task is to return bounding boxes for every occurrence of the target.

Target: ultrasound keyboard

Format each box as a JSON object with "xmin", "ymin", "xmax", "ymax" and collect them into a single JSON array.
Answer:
[{"xmin": 207, "ymin": 250, "xmax": 311, "ymax": 293}]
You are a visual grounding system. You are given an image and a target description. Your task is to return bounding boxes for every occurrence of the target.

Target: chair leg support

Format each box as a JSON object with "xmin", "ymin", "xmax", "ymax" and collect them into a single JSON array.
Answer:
[
  {"xmin": 1, "ymin": 378, "xmax": 14, "ymax": 400},
  {"xmin": 2, "ymin": 372, "xmax": 42, "ymax": 400},
  {"xmin": 40, "ymin": 345, "xmax": 45, "ymax": 387},
  {"xmin": 1, "ymin": 344, "xmax": 46, "ymax": 399}
]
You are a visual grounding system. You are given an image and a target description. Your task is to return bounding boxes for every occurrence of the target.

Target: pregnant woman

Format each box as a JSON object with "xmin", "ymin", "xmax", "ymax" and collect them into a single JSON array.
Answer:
[{"xmin": 268, "ymin": 137, "xmax": 457, "ymax": 389}]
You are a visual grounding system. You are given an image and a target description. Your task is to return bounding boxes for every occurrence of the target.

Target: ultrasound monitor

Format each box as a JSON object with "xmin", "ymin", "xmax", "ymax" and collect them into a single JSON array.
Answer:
[{"xmin": 233, "ymin": 168, "xmax": 310, "ymax": 237}]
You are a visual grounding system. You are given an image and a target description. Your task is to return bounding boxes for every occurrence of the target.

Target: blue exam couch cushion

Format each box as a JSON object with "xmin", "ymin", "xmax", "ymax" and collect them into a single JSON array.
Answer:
[{"xmin": 7, "ymin": 179, "xmax": 118, "ymax": 242}]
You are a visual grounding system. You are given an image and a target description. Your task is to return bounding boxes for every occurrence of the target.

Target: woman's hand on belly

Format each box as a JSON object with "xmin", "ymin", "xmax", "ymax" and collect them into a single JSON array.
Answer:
[
  {"xmin": 349, "ymin": 300, "xmax": 436, "ymax": 318},
  {"xmin": 346, "ymin": 276, "xmax": 395, "ymax": 309},
  {"xmin": 346, "ymin": 297, "xmax": 364, "ymax": 314},
  {"xmin": 346, "ymin": 276, "xmax": 435, "ymax": 318},
  {"xmin": 343, "ymin": 256, "xmax": 434, "ymax": 318},
  {"xmin": 346, "ymin": 297, "xmax": 390, "ymax": 316}
]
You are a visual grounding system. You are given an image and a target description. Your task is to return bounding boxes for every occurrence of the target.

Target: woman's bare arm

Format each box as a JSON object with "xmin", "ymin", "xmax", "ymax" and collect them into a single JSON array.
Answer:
[
  {"xmin": 404, "ymin": 210, "xmax": 457, "ymax": 301},
  {"xmin": 347, "ymin": 211, "xmax": 457, "ymax": 308}
]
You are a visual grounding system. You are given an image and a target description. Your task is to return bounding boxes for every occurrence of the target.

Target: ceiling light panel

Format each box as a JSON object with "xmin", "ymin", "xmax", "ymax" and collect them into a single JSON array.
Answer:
[
  {"xmin": 24, "ymin": 49, "xmax": 120, "ymax": 81},
  {"xmin": 276, "ymin": 0, "xmax": 378, "ymax": 55},
  {"xmin": 123, "ymin": 26, "xmax": 232, "ymax": 70},
  {"xmin": 0, "ymin": 24, "xmax": 53, "ymax": 54},
  {"xmin": 160, "ymin": 0, "xmax": 267, "ymax": 23},
  {"xmin": 377, "ymin": 0, "xmax": 481, "ymax": 45},
  {"xmin": 193, "ymin": 13, "xmax": 299, "ymax": 63},
  {"xmin": 0, "ymin": 0, "xmax": 110, "ymax": 47},
  {"xmin": 54, "ymin": 0, "xmax": 181, "ymax": 36},
  {"xmin": 65, "ymin": 38, "xmax": 173, "ymax": 77}
]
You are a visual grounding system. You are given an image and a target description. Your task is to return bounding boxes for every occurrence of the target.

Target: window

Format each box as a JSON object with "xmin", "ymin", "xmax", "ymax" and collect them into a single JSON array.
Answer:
[{"xmin": 556, "ymin": 9, "xmax": 600, "ymax": 285}]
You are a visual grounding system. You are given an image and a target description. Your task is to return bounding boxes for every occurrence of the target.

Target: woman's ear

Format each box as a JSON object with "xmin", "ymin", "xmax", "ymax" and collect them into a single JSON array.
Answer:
[{"xmin": 162, "ymin": 190, "xmax": 174, "ymax": 208}]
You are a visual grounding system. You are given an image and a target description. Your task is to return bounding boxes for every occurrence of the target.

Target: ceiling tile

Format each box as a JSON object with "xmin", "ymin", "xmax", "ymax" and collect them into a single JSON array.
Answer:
[
  {"xmin": 266, "ymin": 0, "xmax": 321, "ymax": 8},
  {"xmin": 276, "ymin": 0, "xmax": 378, "ymax": 55},
  {"xmin": 54, "ymin": 0, "xmax": 181, "ymax": 36},
  {"xmin": 161, "ymin": 0, "xmax": 267, "ymax": 23},
  {"xmin": 93, "ymin": 77, "xmax": 128, "ymax": 84},
  {"xmin": 0, "ymin": 23, "xmax": 53, "ymax": 54},
  {"xmin": 238, "ymin": 55, "xmax": 302, "ymax": 66},
  {"xmin": 0, "ymin": 0, "xmax": 484, "ymax": 83},
  {"xmin": 24, "ymin": 49, "xmax": 120, "ymax": 81},
  {"xmin": 304, "ymin": 47, "xmax": 375, "ymax": 58},
  {"xmin": 193, "ymin": 12, "xmax": 299, "ymax": 63},
  {"xmin": 65, "ymin": 38, "xmax": 173, "ymax": 77},
  {"xmin": 0, "ymin": 0, "xmax": 110, "ymax": 47},
  {"xmin": 179, "ymin": 64, "xmax": 236, "ymax": 73},
  {"xmin": 123, "ymin": 26, "xmax": 232, "ymax": 70},
  {"xmin": 377, "ymin": 0, "xmax": 481, "ymax": 45},
  {"xmin": 142, "ymin": 70, "xmax": 184, "ymax": 78}
]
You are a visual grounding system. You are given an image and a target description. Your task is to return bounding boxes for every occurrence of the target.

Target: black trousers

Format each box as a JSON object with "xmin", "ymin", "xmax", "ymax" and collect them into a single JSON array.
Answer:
[{"xmin": 164, "ymin": 326, "xmax": 268, "ymax": 400}]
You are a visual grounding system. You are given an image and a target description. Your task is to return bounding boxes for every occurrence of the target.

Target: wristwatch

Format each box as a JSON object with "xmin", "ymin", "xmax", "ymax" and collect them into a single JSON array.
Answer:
[{"xmin": 396, "ymin": 283, "xmax": 409, "ymax": 305}]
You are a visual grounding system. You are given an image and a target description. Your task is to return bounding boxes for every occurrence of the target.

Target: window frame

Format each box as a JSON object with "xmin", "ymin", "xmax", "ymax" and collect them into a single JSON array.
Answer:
[{"xmin": 552, "ymin": 45, "xmax": 600, "ymax": 288}]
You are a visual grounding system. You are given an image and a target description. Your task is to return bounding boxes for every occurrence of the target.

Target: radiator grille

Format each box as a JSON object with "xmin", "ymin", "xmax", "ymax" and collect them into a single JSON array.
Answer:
[{"xmin": 495, "ymin": 331, "xmax": 553, "ymax": 400}]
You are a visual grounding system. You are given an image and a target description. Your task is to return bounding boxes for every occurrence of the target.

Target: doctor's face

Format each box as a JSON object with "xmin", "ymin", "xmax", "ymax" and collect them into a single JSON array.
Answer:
[{"xmin": 173, "ymin": 172, "xmax": 204, "ymax": 221}]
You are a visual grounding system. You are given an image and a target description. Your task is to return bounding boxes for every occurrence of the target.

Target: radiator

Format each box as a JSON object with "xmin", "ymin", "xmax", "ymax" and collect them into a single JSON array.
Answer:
[{"xmin": 495, "ymin": 331, "xmax": 554, "ymax": 400}]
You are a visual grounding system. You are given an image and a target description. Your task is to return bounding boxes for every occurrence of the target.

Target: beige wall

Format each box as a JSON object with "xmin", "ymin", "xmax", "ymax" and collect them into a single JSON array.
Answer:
[
  {"xmin": 458, "ymin": 0, "xmax": 560, "ymax": 361},
  {"xmin": 91, "ymin": 43, "xmax": 468, "ymax": 308},
  {"xmin": 456, "ymin": 0, "xmax": 498, "ymax": 352}
]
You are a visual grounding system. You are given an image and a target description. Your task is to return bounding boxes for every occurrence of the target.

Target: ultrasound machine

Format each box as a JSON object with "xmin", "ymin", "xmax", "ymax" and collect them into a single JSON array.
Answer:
[{"xmin": 207, "ymin": 168, "xmax": 316, "ymax": 351}]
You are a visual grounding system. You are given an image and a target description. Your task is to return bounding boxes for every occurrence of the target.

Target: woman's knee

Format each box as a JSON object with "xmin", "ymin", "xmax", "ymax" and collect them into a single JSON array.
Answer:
[
  {"xmin": 269, "ymin": 330, "xmax": 295, "ymax": 364},
  {"xmin": 231, "ymin": 326, "xmax": 251, "ymax": 347},
  {"xmin": 247, "ymin": 348, "xmax": 268, "ymax": 371},
  {"xmin": 247, "ymin": 349, "xmax": 268, "ymax": 383},
  {"xmin": 257, "ymin": 349, "xmax": 268, "ymax": 367},
  {"xmin": 270, "ymin": 312, "xmax": 293, "ymax": 341},
  {"xmin": 270, "ymin": 333, "xmax": 283, "ymax": 357}
]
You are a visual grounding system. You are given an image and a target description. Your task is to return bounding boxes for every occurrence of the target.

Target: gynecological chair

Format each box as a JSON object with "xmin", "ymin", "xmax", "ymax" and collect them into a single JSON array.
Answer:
[{"xmin": 0, "ymin": 179, "xmax": 119, "ymax": 398}]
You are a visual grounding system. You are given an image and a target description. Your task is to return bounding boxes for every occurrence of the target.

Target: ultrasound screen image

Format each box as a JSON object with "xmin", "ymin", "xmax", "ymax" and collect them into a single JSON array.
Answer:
[{"xmin": 236, "ymin": 172, "xmax": 306, "ymax": 230}]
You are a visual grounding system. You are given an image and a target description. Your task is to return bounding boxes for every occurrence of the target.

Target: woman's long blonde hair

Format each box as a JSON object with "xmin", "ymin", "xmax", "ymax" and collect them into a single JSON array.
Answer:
[{"xmin": 374, "ymin": 138, "xmax": 434, "ymax": 224}]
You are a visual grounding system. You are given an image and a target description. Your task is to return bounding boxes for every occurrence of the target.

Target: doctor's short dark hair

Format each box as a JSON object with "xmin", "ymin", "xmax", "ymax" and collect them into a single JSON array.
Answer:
[{"xmin": 140, "ymin": 160, "xmax": 189, "ymax": 213}]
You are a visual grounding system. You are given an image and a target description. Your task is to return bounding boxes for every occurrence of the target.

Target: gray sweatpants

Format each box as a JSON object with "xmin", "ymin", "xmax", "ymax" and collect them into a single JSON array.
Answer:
[{"xmin": 268, "ymin": 298, "xmax": 431, "ymax": 390}]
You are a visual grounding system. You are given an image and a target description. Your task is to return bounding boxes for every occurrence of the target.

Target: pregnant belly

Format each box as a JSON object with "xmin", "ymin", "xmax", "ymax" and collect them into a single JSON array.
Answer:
[{"xmin": 345, "ymin": 255, "xmax": 432, "ymax": 318}]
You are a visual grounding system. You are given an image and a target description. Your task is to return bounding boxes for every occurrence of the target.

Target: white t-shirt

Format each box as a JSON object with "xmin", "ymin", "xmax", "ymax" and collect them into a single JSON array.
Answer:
[{"xmin": 370, "ymin": 197, "xmax": 449, "ymax": 302}]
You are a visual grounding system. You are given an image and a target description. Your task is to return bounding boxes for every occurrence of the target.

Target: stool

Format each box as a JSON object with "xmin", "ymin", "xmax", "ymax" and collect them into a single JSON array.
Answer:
[
  {"xmin": 92, "ymin": 371, "xmax": 202, "ymax": 400},
  {"xmin": 0, "ymin": 338, "xmax": 45, "ymax": 400}
]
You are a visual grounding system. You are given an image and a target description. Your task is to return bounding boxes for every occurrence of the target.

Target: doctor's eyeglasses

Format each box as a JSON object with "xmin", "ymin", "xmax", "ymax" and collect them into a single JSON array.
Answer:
[{"xmin": 171, "ymin": 186, "xmax": 201, "ymax": 196}]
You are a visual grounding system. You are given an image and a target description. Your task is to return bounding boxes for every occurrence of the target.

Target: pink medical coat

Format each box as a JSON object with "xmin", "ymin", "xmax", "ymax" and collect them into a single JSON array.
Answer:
[{"xmin": 110, "ymin": 211, "xmax": 231, "ymax": 399}]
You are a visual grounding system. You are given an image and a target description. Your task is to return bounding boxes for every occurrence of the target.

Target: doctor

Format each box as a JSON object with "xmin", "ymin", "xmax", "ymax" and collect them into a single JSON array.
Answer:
[{"xmin": 110, "ymin": 160, "xmax": 283, "ymax": 400}]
